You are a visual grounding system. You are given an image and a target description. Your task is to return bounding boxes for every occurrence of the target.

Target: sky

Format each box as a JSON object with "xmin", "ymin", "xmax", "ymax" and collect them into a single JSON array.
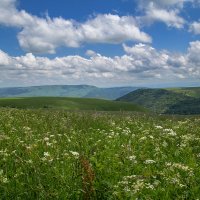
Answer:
[{"xmin": 0, "ymin": 0, "xmax": 200, "ymax": 88}]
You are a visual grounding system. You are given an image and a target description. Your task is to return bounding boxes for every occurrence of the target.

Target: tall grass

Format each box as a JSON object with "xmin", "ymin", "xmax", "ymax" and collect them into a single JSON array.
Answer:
[{"xmin": 0, "ymin": 108, "xmax": 200, "ymax": 199}]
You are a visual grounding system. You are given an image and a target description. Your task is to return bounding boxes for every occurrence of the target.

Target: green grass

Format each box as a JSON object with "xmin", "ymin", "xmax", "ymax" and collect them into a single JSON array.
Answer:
[
  {"xmin": 0, "ymin": 108, "xmax": 200, "ymax": 199},
  {"xmin": 0, "ymin": 97, "xmax": 147, "ymax": 112}
]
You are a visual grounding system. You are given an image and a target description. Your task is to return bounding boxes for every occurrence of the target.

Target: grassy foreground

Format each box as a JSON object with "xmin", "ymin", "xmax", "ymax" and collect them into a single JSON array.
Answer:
[{"xmin": 0, "ymin": 108, "xmax": 200, "ymax": 199}]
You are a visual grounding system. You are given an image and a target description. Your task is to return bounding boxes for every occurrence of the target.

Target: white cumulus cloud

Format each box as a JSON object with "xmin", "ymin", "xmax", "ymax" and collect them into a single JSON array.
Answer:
[
  {"xmin": 0, "ymin": 0, "xmax": 151, "ymax": 54},
  {"xmin": 145, "ymin": 3, "xmax": 185, "ymax": 28},
  {"xmin": 190, "ymin": 21, "xmax": 200, "ymax": 34},
  {"xmin": 138, "ymin": 2, "xmax": 185, "ymax": 28},
  {"xmin": 138, "ymin": 0, "xmax": 188, "ymax": 8},
  {"xmin": 0, "ymin": 41, "xmax": 200, "ymax": 86}
]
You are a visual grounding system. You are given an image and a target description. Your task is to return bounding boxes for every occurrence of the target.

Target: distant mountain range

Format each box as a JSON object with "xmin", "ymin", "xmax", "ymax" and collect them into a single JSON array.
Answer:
[
  {"xmin": 1, "ymin": 85, "xmax": 200, "ymax": 114},
  {"xmin": 117, "ymin": 87, "xmax": 200, "ymax": 115},
  {"xmin": 0, "ymin": 85, "xmax": 139, "ymax": 100}
]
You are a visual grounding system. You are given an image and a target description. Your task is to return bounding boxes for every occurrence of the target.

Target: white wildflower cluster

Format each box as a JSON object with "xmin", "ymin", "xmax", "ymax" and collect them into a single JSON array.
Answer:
[
  {"xmin": 43, "ymin": 136, "xmax": 53, "ymax": 147},
  {"xmin": 155, "ymin": 125, "xmax": 163, "ymax": 129},
  {"xmin": 144, "ymin": 159, "xmax": 156, "ymax": 164},
  {"xmin": 41, "ymin": 152, "xmax": 53, "ymax": 163},
  {"xmin": 163, "ymin": 128, "xmax": 177, "ymax": 136},
  {"xmin": 0, "ymin": 149, "xmax": 9, "ymax": 161},
  {"xmin": 106, "ymin": 130, "xmax": 118, "ymax": 139},
  {"xmin": 139, "ymin": 136, "xmax": 147, "ymax": 141},
  {"xmin": 23, "ymin": 126, "xmax": 32, "ymax": 134},
  {"xmin": 165, "ymin": 162, "xmax": 193, "ymax": 175},
  {"xmin": 162, "ymin": 140, "xmax": 168, "ymax": 148},
  {"xmin": 121, "ymin": 127, "xmax": 131, "ymax": 136},
  {"xmin": 113, "ymin": 174, "xmax": 158, "ymax": 197},
  {"xmin": 178, "ymin": 120, "xmax": 189, "ymax": 125},
  {"xmin": 163, "ymin": 174, "xmax": 187, "ymax": 188},
  {"xmin": 44, "ymin": 137, "xmax": 49, "ymax": 142},
  {"xmin": 155, "ymin": 125, "xmax": 177, "ymax": 136},
  {"xmin": 179, "ymin": 134, "xmax": 199, "ymax": 149},
  {"xmin": 0, "ymin": 134, "xmax": 10, "ymax": 141},
  {"xmin": 0, "ymin": 169, "xmax": 9, "ymax": 184},
  {"xmin": 128, "ymin": 155, "xmax": 137, "ymax": 164},
  {"xmin": 110, "ymin": 121, "xmax": 116, "ymax": 126},
  {"xmin": 69, "ymin": 151, "xmax": 79, "ymax": 159},
  {"xmin": 26, "ymin": 159, "xmax": 33, "ymax": 164}
]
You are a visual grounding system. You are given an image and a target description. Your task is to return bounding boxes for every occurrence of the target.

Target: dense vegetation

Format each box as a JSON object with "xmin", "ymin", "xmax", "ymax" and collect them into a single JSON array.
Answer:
[
  {"xmin": 117, "ymin": 88, "xmax": 200, "ymax": 114},
  {"xmin": 0, "ymin": 108, "xmax": 200, "ymax": 199},
  {"xmin": 0, "ymin": 97, "xmax": 146, "ymax": 112},
  {"xmin": 0, "ymin": 85, "xmax": 138, "ymax": 100},
  {"xmin": 166, "ymin": 98, "xmax": 200, "ymax": 115},
  {"xmin": 167, "ymin": 87, "xmax": 200, "ymax": 98}
]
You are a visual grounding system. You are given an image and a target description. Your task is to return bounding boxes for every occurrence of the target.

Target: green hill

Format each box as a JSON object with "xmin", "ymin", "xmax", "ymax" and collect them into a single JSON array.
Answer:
[
  {"xmin": 167, "ymin": 87, "xmax": 200, "ymax": 98},
  {"xmin": 165, "ymin": 98, "xmax": 200, "ymax": 115},
  {"xmin": 0, "ymin": 97, "xmax": 147, "ymax": 112},
  {"xmin": 0, "ymin": 85, "xmax": 138, "ymax": 100},
  {"xmin": 117, "ymin": 88, "xmax": 200, "ymax": 114}
]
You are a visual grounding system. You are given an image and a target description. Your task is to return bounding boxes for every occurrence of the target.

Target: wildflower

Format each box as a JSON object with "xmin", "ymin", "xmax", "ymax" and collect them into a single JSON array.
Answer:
[
  {"xmin": 129, "ymin": 155, "xmax": 136, "ymax": 161},
  {"xmin": 26, "ymin": 146, "xmax": 32, "ymax": 150},
  {"xmin": 0, "ymin": 170, "xmax": 9, "ymax": 184},
  {"xmin": 162, "ymin": 141, "xmax": 168, "ymax": 147},
  {"xmin": 41, "ymin": 152, "xmax": 53, "ymax": 163},
  {"xmin": 153, "ymin": 180, "xmax": 160, "ymax": 186},
  {"xmin": 46, "ymin": 142, "xmax": 53, "ymax": 146},
  {"xmin": 128, "ymin": 155, "xmax": 137, "ymax": 163},
  {"xmin": 155, "ymin": 125, "xmax": 163, "ymax": 129},
  {"xmin": 149, "ymin": 135, "xmax": 154, "ymax": 139},
  {"xmin": 50, "ymin": 135, "xmax": 55, "ymax": 138},
  {"xmin": 163, "ymin": 128, "xmax": 177, "ymax": 136},
  {"xmin": 44, "ymin": 137, "xmax": 49, "ymax": 141},
  {"xmin": 44, "ymin": 152, "xmax": 50, "ymax": 157},
  {"xmin": 145, "ymin": 183, "xmax": 154, "ymax": 190},
  {"xmin": 139, "ymin": 136, "xmax": 147, "ymax": 141},
  {"xmin": 27, "ymin": 160, "xmax": 33, "ymax": 164},
  {"xmin": 172, "ymin": 163, "xmax": 191, "ymax": 172},
  {"xmin": 2, "ymin": 177, "xmax": 8, "ymax": 184},
  {"xmin": 144, "ymin": 160, "xmax": 156, "ymax": 164},
  {"xmin": 69, "ymin": 151, "xmax": 79, "ymax": 159},
  {"xmin": 132, "ymin": 179, "xmax": 145, "ymax": 193}
]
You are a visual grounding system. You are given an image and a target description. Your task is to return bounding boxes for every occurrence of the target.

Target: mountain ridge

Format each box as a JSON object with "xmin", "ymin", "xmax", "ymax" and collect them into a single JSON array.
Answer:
[
  {"xmin": 117, "ymin": 87, "xmax": 200, "ymax": 114},
  {"xmin": 0, "ymin": 85, "xmax": 139, "ymax": 100}
]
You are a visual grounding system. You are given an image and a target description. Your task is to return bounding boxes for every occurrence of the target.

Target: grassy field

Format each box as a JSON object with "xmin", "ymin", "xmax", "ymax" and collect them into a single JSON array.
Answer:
[
  {"xmin": 0, "ymin": 97, "xmax": 146, "ymax": 112},
  {"xmin": 0, "ymin": 108, "xmax": 200, "ymax": 199}
]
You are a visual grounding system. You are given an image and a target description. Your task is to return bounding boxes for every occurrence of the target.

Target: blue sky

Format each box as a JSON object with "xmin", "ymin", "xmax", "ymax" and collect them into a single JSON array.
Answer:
[{"xmin": 0, "ymin": 0, "xmax": 200, "ymax": 87}]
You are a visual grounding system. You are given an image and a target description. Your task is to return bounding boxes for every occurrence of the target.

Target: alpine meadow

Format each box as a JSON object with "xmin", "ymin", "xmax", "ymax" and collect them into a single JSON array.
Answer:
[
  {"xmin": 1, "ymin": 0, "xmax": 200, "ymax": 199},
  {"xmin": 1, "ymin": 108, "xmax": 200, "ymax": 199}
]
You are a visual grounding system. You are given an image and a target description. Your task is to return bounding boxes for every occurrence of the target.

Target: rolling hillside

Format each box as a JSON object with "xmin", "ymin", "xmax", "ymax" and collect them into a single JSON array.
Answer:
[
  {"xmin": 0, "ymin": 97, "xmax": 147, "ymax": 112},
  {"xmin": 117, "ymin": 88, "xmax": 200, "ymax": 114},
  {"xmin": 165, "ymin": 98, "xmax": 200, "ymax": 115},
  {"xmin": 0, "ymin": 85, "xmax": 138, "ymax": 100},
  {"xmin": 167, "ymin": 87, "xmax": 200, "ymax": 98}
]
